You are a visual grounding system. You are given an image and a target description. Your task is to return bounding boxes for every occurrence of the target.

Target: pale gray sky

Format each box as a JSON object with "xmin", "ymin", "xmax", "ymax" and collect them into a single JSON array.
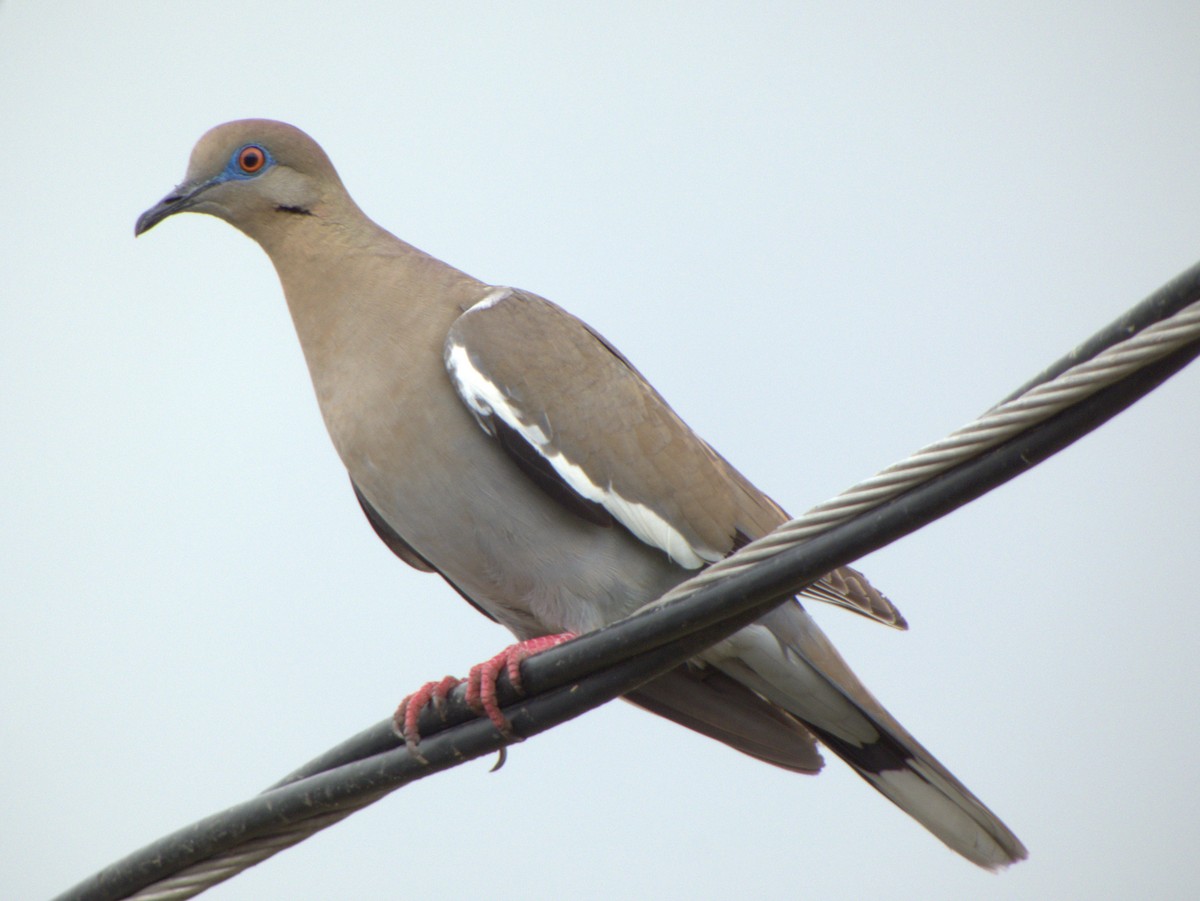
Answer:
[{"xmin": 4, "ymin": 3, "xmax": 1200, "ymax": 899}]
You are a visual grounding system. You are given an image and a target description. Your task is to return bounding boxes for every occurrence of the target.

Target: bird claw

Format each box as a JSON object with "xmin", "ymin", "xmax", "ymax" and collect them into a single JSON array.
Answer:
[
  {"xmin": 394, "ymin": 633, "xmax": 576, "ymax": 762},
  {"xmin": 465, "ymin": 633, "xmax": 577, "ymax": 740},
  {"xmin": 393, "ymin": 675, "xmax": 462, "ymax": 763}
]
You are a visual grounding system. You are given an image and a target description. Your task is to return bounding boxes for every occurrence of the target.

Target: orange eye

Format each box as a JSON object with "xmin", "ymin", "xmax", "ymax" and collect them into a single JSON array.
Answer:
[{"xmin": 237, "ymin": 145, "xmax": 267, "ymax": 174}]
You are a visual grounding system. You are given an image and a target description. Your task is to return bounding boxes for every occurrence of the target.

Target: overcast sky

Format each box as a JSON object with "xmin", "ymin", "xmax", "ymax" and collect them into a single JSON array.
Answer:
[{"xmin": 4, "ymin": 3, "xmax": 1200, "ymax": 899}]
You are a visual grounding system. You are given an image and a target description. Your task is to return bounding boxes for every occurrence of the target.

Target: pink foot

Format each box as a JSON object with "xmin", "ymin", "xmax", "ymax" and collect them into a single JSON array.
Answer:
[
  {"xmin": 393, "ymin": 675, "xmax": 462, "ymax": 761},
  {"xmin": 465, "ymin": 633, "xmax": 576, "ymax": 739},
  {"xmin": 393, "ymin": 633, "xmax": 576, "ymax": 761}
]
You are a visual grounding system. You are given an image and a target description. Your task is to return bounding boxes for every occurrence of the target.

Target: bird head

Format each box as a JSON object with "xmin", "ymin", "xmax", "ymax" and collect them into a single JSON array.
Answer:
[{"xmin": 135, "ymin": 119, "xmax": 345, "ymax": 242}]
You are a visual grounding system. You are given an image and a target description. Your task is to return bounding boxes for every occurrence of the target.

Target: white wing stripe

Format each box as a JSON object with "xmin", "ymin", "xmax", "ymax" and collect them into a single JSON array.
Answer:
[
  {"xmin": 466, "ymin": 286, "xmax": 515, "ymax": 313},
  {"xmin": 446, "ymin": 340, "xmax": 709, "ymax": 569}
]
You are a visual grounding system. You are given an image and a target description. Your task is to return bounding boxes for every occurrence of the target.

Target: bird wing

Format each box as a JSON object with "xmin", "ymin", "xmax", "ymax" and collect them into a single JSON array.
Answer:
[{"xmin": 443, "ymin": 287, "xmax": 904, "ymax": 628}]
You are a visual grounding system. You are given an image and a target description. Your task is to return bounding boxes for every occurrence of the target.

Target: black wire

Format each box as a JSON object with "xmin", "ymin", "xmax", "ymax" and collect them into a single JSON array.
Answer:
[
  {"xmin": 1000, "ymin": 259, "xmax": 1200, "ymax": 404},
  {"xmin": 55, "ymin": 260, "xmax": 1200, "ymax": 901}
]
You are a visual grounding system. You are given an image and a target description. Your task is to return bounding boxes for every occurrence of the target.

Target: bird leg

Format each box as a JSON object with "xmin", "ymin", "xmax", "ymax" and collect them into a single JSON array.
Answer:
[{"xmin": 393, "ymin": 633, "xmax": 576, "ymax": 761}]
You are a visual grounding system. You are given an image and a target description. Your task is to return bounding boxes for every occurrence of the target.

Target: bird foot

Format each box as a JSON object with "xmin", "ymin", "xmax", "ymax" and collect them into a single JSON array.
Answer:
[
  {"xmin": 393, "ymin": 633, "xmax": 576, "ymax": 761},
  {"xmin": 394, "ymin": 675, "xmax": 462, "ymax": 762},
  {"xmin": 465, "ymin": 633, "xmax": 577, "ymax": 739}
]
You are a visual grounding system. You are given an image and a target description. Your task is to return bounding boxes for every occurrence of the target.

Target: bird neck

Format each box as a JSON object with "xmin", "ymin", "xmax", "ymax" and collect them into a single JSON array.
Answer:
[{"xmin": 257, "ymin": 209, "xmax": 489, "ymax": 462}]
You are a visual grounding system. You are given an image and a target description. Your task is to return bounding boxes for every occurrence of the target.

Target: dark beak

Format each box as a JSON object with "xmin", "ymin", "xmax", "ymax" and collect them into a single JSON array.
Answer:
[{"xmin": 134, "ymin": 180, "xmax": 212, "ymax": 236}]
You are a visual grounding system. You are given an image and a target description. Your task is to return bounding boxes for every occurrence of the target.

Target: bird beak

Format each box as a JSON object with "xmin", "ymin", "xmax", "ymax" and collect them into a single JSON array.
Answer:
[{"xmin": 135, "ymin": 179, "xmax": 214, "ymax": 236}]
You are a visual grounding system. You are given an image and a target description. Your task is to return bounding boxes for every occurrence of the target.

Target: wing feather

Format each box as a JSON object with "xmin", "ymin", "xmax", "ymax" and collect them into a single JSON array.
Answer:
[{"xmin": 445, "ymin": 288, "xmax": 905, "ymax": 627}]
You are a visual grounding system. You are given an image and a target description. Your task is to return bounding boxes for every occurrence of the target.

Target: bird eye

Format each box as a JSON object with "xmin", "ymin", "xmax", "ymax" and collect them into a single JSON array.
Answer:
[{"xmin": 237, "ymin": 145, "xmax": 267, "ymax": 174}]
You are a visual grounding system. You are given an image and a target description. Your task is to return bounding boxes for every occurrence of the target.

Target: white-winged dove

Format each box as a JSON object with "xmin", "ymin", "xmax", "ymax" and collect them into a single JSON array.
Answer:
[{"xmin": 136, "ymin": 120, "xmax": 1026, "ymax": 869}]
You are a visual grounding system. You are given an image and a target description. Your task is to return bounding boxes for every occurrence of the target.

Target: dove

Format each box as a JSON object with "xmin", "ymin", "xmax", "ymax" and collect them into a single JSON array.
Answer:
[{"xmin": 137, "ymin": 119, "xmax": 1025, "ymax": 868}]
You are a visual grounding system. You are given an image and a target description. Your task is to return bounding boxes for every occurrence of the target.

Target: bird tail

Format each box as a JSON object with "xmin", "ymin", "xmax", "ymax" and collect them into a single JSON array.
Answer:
[
  {"xmin": 708, "ymin": 604, "xmax": 1028, "ymax": 869},
  {"xmin": 800, "ymin": 715, "xmax": 1027, "ymax": 870}
]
